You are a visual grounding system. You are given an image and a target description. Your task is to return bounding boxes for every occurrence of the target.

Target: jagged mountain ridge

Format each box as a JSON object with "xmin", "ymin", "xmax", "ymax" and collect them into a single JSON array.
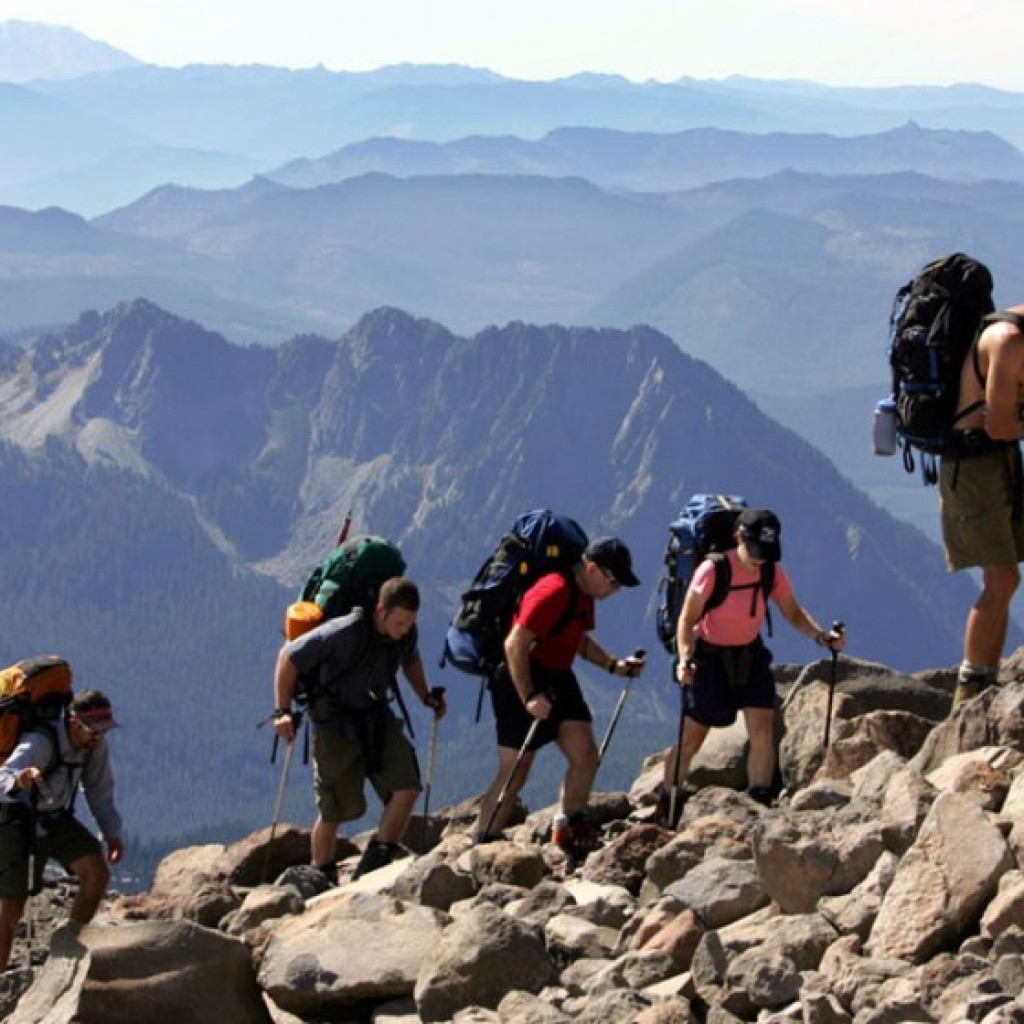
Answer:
[{"xmin": 0, "ymin": 299, "xmax": 983, "ymax": 672}]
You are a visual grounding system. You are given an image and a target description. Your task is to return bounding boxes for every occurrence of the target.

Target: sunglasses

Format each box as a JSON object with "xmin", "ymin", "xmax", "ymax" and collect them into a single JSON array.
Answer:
[{"xmin": 597, "ymin": 564, "xmax": 621, "ymax": 589}]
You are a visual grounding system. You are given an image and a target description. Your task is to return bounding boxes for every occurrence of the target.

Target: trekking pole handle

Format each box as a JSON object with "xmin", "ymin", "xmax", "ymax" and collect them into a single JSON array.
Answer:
[{"xmin": 625, "ymin": 648, "xmax": 647, "ymax": 678}]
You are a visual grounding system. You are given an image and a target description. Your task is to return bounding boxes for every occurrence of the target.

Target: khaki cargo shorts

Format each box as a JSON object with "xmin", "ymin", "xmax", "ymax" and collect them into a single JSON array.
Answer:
[
  {"xmin": 940, "ymin": 449, "xmax": 1024, "ymax": 571},
  {"xmin": 312, "ymin": 713, "xmax": 421, "ymax": 824}
]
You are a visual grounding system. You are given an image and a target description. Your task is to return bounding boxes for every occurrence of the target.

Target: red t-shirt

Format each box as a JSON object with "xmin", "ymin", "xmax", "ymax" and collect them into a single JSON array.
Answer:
[{"xmin": 513, "ymin": 572, "xmax": 595, "ymax": 671}]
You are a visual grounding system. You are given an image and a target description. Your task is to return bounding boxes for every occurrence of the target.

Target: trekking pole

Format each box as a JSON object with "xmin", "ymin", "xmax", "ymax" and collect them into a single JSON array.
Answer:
[
  {"xmin": 419, "ymin": 686, "xmax": 445, "ymax": 853},
  {"xmin": 260, "ymin": 709, "xmax": 303, "ymax": 884},
  {"xmin": 597, "ymin": 648, "xmax": 646, "ymax": 766},
  {"xmin": 335, "ymin": 508, "xmax": 353, "ymax": 545},
  {"xmin": 482, "ymin": 713, "xmax": 544, "ymax": 838},
  {"xmin": 668, "ymin": 673, "xmax": 688, "ymax": 830},
  {"xmin": 24, "ymin": 787, "xmax": 38, "ymax": 968},
  {"xmin": 822, "ymin": 621, "xmax": 846, "ymax": 752}
]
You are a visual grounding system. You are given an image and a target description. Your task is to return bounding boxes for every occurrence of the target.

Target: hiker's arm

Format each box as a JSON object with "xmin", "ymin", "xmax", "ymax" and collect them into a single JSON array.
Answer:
[
  {"xmin": 674, "ymin": 588, "xmax": 707, "ymax": 684},
  {"xmin": 0, "ymin": 735, "xmax": 50, "ymax": 801},
  {"xmin": 983, "ymin": 328, "xmax": 1024, "ymax": 439},
  {"xmin": 505, "ymin": 624, "xmax": 551, "ymax": 719},
  {"xmin": 81, "ymin": 740, "xmax": 124, "ymax": 843},
  {"xmin": 775, "ymin": 592, "xmax": 845, "ymax": 652},
  {"xmin": 402, "ymin": 653, "xmax": 447, "ymax": 719},
  {"xmin": 273, "ymin": 647, "xmax": 301, "ymax": 742}
]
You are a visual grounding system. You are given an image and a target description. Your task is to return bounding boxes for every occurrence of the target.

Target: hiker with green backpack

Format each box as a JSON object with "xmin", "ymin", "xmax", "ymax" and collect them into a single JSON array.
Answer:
[
  {"xmin": 273, "ymin": 577, "xmax": 447, "ymax": 882},
  {"xmin": 0, "ymin": 678, "xmax": 123, "ymax": 972},
  {"xmin": 658, "ymin": 509, "xmax": 843, "ymax": 823}
]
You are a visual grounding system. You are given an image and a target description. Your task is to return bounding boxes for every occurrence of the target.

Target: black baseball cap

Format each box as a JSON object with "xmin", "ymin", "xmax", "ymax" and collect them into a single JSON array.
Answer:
[
  {"xmin": 585, "ymin": 536, "xmax": 640, "ymax": 587},
  {"xmin": 737, "ymin": 509, "xmax": 782, "ymax": 563}
]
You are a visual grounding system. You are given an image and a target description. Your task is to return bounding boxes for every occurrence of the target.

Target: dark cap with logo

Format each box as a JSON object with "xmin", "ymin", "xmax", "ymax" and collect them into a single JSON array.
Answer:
[
  {"xmin": 737, "ymin": 509, "xmax": 782, "ymax": 563},
  {"xmin": 585, "ymin": 536, "xmax": 640, "ymax": 587}
]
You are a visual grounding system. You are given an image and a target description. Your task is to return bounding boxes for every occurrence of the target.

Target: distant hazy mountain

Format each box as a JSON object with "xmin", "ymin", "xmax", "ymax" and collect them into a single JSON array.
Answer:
[
  {"xmin": 269, "ymin": 123, "xmax": 1024, "ymax": 192},
  {"xmin": 0, "ymin": 20, "xmax": 140, "ymax": 82},
  {"xmin": 3, "ymin": 46, "xmax": 1024, "ymax": 214}
]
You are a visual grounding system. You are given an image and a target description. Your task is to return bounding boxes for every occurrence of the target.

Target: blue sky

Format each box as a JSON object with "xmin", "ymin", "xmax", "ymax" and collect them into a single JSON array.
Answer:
[{"xmin": 2, "ymin": 0, "xmax": 1022, "ymax": 89}]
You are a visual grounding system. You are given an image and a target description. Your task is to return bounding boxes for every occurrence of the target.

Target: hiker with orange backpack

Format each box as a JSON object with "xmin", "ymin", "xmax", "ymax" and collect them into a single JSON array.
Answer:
[{"xmin": 0, "ymin": 687, "xmax": 122, "ymax": 971}]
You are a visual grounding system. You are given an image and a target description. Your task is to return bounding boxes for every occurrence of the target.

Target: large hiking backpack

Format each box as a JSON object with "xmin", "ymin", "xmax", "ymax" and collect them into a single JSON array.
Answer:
[
  {"xmin": 655, "ymin": 494, "xmax": 774, "ymax": 655},
  {"xmin": 442, "ymin": 510, "xmax": 590, "ymax": 679},
  {"xmin": 0, "ymin": 656, "xmax": 74, "ymax": 763},
  {"xmin": 298, "ymin": 533, "xmax": 406, "ymax": 623},
  {"xmin": 886, "ymin": 252, "xmax": 995, "ymax": 482}
]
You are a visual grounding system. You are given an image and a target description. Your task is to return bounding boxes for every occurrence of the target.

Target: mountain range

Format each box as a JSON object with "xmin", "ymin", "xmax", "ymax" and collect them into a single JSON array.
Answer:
[
  {"xmin": 4, "ymin": 165, "xmax": 1024, "ymax": 539},
  {"xmin": 4, "ymin": 20, "xmax": 1024, "ymax": 215}
]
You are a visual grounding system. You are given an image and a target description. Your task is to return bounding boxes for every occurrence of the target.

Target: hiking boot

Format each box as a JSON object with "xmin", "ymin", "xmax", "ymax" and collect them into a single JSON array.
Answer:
[
  {"xmin": 746, "ymin": 786, "xmax": 775, "ymax": 808},
  {"xmin": 351, "ymin": 839, "xmax": 401, "ymax": 880},
  {"xmin": 551, "ymin": 813, "xmax": 573, "ymax": 851},
  {"xmin": 953, "ymin": 669, "xmax": 991, "ymax": 708},
  {"xmin": 566, "ymin": 812, "xmax": 601, "ymax": 863},
  {"xmin": 311, "ymin": 861, "xmax": 338, "ymax": 887},
  {"xmin": 472, "ymin": 831, "xmax": 504, "ymax": 846}
]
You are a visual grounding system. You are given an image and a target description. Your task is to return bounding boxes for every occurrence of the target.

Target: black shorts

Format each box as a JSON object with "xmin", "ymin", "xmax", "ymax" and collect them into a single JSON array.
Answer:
[
  {"xmin": 490, "ymin": 661, "xmax": 592, "ymax": 751},
  {"xmin": 683, "ymin": 638, "xmax": 775, "ymax": 728}
]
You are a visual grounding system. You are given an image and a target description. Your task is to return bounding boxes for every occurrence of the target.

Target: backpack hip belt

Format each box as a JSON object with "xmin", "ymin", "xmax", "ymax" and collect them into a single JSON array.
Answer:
[
  {"xmin": 943, "ymin": 429, "xmax": 1016, "ymax": 459},
  {"xmin": 695, "ymin": 637, "xmax": 763, "ymax": 689}
]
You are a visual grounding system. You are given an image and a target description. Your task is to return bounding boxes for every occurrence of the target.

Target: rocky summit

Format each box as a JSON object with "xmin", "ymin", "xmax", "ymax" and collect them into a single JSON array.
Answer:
[{"xmin": 10, "ymin": 650, "xmax": 1024, "ymax": 1024}]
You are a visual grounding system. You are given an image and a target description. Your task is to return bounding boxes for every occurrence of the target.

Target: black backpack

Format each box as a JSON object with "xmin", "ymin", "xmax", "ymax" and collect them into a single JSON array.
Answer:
[
  {"xmin": 886, "ymin": 252, "xmax": 995, "ymax": 483},
  {"xmin": 655, "ymin": 494, "xmax": 774, "ymax": 655},
  {"xmin": 441, "ymin": 510, "xmax": 589, "ymax": 683}
]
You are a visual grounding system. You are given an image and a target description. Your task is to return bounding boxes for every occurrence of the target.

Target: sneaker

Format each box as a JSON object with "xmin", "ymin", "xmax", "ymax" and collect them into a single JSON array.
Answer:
[
  {"xmin": 551, "ymin": 813, "xmax": 573, "ymax": 852},
  {"xmin": 351, "ymin": 839, "xmax": 400, "ymax": 880},
  {"xmin": 746, "ymin": 786, "xmax": 774, "ymax": 808},
  {"xmin": 953, "ymin": 670, "xmax": 989, "ymax": 708},
  {"xmin": 472, "ymin": 831, "xmax": 504, "ymax": 846}
]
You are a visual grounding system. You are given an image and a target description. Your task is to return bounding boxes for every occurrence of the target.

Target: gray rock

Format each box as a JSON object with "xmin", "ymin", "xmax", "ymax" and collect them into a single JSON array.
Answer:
[
  {"xmin": 663, "ymin": 856, "xmax": 767, "ymax": 929},
  {"xmin": 414, "ymin": 901, "xmax": 556, "ymax": 1022}
]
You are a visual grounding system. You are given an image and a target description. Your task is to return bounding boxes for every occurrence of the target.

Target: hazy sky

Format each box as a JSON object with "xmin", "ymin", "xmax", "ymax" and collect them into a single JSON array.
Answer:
[{"xmin": 3, "ymin": 0, "xmax": 1023, "ymax": 90}]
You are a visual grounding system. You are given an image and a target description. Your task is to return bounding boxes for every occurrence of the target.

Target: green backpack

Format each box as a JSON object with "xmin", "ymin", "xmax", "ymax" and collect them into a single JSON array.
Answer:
[{"xmin": 300, "ymin": 534, "xmax": 406, "ymax": 621}]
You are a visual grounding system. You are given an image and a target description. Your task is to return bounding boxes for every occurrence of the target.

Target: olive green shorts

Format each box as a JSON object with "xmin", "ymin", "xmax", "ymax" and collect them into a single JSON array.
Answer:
[
  {"xmin": 940, "ymin": 450, "xmax": 1024, "ymax": 571},
  {"xmin": 313, "ymin": 714, "xmax": 421, "ymax": 824},
  {"xmin": 0, "ymin": 810, "xmax": 102, "ymax": 899}
]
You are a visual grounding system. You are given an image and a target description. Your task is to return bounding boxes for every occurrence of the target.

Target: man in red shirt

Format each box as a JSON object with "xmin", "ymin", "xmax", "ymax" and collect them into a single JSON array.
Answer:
[{"xmin": 473, "ymin": 537, "xmax": 646, "ymax": 857}]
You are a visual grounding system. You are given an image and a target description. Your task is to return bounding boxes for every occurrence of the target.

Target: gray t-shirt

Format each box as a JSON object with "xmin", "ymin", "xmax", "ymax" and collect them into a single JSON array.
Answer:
[{"xmin": 286, "ymin": 607, "xmax": 418, "ymax": 722}]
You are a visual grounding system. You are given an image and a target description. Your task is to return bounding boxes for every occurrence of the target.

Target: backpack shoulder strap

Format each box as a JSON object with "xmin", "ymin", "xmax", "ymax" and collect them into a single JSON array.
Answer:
[
  {"xmin": 545, "ymin": 573, "xmax": 585, "ymax": 641},
  {"xmin": 702, "ymin": 552, "xmax": 731, "ymax": 616}
]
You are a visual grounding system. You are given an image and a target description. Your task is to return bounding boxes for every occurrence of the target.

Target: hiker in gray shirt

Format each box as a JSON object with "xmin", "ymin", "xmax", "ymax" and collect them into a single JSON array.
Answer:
[
  {"xmin": 0, "ymin": 689, "xmax": 123, "ymax": 972},
  {"xmin": 273, "ymin": 577, "xmax": 446, "ymax": 881}
]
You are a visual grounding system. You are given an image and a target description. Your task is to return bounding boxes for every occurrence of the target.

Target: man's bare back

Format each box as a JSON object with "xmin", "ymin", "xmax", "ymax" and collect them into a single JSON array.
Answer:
[{"xmin": 955, "ymin": 303, "xmax": 1024, "ymax": 440}]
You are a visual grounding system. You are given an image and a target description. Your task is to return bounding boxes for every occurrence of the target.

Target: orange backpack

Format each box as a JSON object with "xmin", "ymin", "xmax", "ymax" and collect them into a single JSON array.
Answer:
[{"xmin": 0, "ymin": 656, "xmax": 74, "ymax": 762}]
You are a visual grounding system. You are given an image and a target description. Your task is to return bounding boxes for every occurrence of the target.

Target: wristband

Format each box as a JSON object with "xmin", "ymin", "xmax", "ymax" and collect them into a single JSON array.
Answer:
[
  {"xmin": 607, "ymin": 657, "xmax": 618, "ymax": 675},
  {"xmin": 274, "ymin": 707, "xmax": 292, "ymax": 718},
  {"xmin": 814, "ymin": 632, "xmax": 828, "ymax": 647},
  {"xmin": 524, "ymin": 689, "xmax": 541, "ymax": 703},
  {"xmin": 683, "ymin": 658, "xmax": 698, "ymax": 673}
]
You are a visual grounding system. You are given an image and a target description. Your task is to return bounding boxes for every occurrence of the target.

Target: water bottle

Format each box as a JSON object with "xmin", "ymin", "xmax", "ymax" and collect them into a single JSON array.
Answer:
[{"xmin": 872, "ymin": 398, "xmax": 897, "ymax": 456}]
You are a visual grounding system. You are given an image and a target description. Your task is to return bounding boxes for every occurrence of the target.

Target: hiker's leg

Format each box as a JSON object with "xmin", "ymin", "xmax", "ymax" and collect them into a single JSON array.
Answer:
[
  {"xmin": 311, "ymin": 728, "xmax": 365, "ymax": 867},
  {"xmin": 964, "ymin": 564, "xmax": 1020, "ymax": 668},
  {"xmin": 311, "ymin": 817, "xmax": 341, "ymax": 867},
  {"xmin": 555, "ymin": 720, "xmax": 599, "ymax": 816},
  {"xmin": 475, "ymin": 746, "xmax": 536, "ymax": 836},
  {"xmin": 66, "ymin": 852, "xmax": 110, "ymax": 926},
  {"xmin": 743, "ymin": 707, "xmax": 776, "ymax": 790},
  {"xmin": 663, "ymin": 717, "xmax": 710, "ymax": 790},
  {"xmin": 375, "ymin": 789, "xmax": 418, "ymax": 845},
  {"xmin": 0, "ymin": 898, "xmax": 26, "ymax": 972}
]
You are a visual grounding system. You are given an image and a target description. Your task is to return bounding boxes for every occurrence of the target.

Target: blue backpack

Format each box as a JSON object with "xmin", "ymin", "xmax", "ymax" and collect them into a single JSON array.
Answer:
[
  {"xmin": 442, "ymin": 510, "xmax": 590, "ymax": 680},
  {"xmin": 655, "ymin": 494, "xmax": 774, "ymax": 654}
]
